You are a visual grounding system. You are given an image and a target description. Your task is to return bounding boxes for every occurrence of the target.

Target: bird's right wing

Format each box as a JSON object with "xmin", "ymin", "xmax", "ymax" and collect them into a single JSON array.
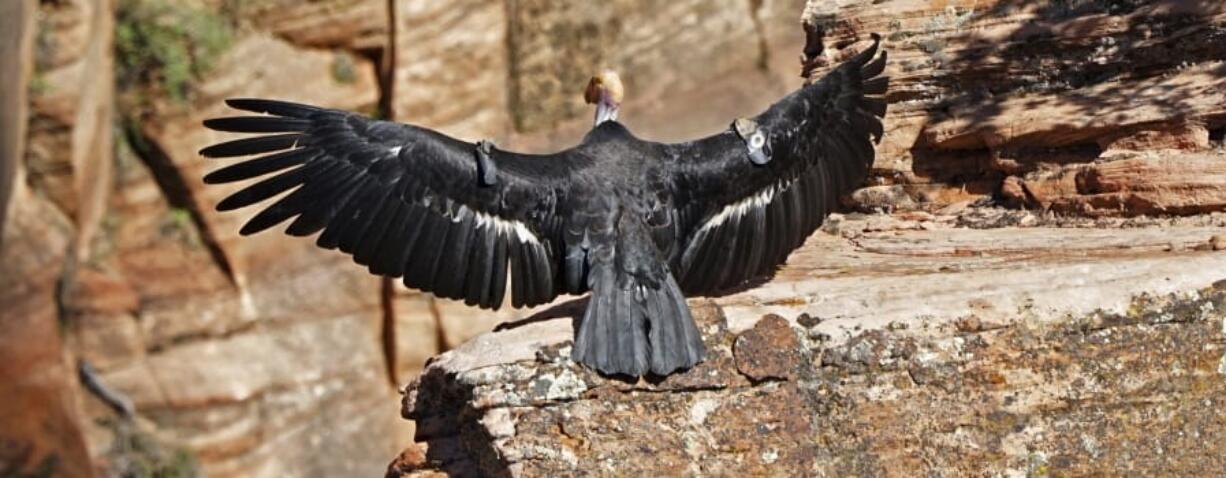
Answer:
[
  {"xmin": 663, "ymin": 36, "xmax": 888, "ymax": 294},
  {"xmin": 201, "ymin": 100, "xmax": 590, "ymax": 309}
]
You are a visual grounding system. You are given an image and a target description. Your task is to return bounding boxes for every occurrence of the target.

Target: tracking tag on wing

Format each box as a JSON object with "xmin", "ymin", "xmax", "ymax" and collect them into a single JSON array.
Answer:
[
  {"xmin": 474, "ymin": 140, "xmax": 499, "ymax": 186},
  {"xmin": 733, "ymin": 118, "xmax": 771, "ymax": 165}
]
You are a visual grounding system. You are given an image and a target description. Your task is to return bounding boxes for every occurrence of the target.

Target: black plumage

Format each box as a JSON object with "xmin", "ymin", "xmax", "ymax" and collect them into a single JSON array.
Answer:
[{"xmin": 200, "ymin": 36, "xmax": 889, "ymax": 377}]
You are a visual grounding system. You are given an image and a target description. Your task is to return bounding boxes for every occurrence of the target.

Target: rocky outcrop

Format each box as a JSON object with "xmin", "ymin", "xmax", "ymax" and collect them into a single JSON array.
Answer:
[
  {"xmin": 396, "ymin": 212, "xmax": 1226, "ymax": 476},
  {"xmin": 0, "ymin": 2, "xmax": 95, "ymax": 476},
  {"xmin": 0, "ymin": 0, "xmax": 32, "ymax": 238},
  {"xmin": 23, "ymin": 0, "xmax": 116, "ymax": 261},
  {"xmin": 805, "ymin": 0, "xmax": 1226, "ymax": 216},
  {"xmin": 1005, "ymin": 151, "xmax": 1226, "ymax": 216},
  {"xmin": 9, "ymin": 0, "xmax": 405, "ymax": 475},
  {"xmin": 0, "ymin": 182, "xmax": 95, "ymax": 478}
]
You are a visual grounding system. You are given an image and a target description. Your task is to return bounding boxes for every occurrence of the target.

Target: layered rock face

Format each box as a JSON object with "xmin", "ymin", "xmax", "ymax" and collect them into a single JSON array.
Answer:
[
  {"xmin": 3, "ymin": 0, "xmax": 813, "ymax": 476},
  {"xmin": 811, "ymin": 0, "xmax": 1226, "ymax": 215}
]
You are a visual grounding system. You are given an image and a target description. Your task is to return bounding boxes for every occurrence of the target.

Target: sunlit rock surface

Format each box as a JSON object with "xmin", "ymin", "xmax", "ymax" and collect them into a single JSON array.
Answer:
[
  {"xmin": 806, "ymin": 0, "xmax": 1226, "ymax": 216},
  {"xmin": 395, "ymin": 212, "xmax": 1226, "ymax": 476}
]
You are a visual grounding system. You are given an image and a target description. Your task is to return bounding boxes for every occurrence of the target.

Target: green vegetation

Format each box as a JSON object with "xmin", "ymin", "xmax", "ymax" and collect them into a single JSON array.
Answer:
[
  {"xmin": 28, "ymin": 73, "xmax": 51, "ymax": 96},
  {"xmin": 159, "ymin": 207, "xmax": 201, "ymax": 249},
  {"xmin": 103, "ymin": 419, "xmax": 200, "ymax": 478},
  {"xmin": 331, "ymin": 52, "xmax": 358, "ymax": 85},
  {"xmin": 115, "ymin": 0, "xmax": 233, "ymax": 104}
]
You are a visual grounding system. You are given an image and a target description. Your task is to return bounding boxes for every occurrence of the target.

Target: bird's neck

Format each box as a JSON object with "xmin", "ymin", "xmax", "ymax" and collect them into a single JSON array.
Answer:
[{"xmin": 594, "ymin": 93, "xmax": 620, "ymax": 125}]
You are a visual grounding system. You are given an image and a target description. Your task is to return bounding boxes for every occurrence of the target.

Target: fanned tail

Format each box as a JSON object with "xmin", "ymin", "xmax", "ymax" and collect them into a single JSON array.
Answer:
[{"xmin": 572, "ymin": 256, "xmax": 704, "ymax": 377}]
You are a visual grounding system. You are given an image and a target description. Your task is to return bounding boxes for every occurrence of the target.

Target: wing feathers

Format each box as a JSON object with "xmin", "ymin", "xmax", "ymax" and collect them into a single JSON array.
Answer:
[
  {"xmin": 284, "ymin": 169, "xmax": 365, "ymax": 237},
  {"xmin": 204, "ymin": 149, "xmax": 312, "ymax": 184},
  {"xmin": 673, "ymin": 36, "xmax": 887, "ymax": 294},
  {"xmin": 861, "ymin": 77, "xmax": 889, "ymax": 96},
  {"xmin": 859, "ymin": 97, "xmax": 888, "ymax": 118},
  {"xmin": 199, "ymin": 134, "xmax": 306, "ymax": 158},
  {"xmin": 852, "ymin": 111, "xmax": 885, "ymax": 144},
  {"xmin": 403, "ymin": 213, "xmax": 446, "ymax": 291},
  {"xmin": 203, "ymin": 116, "xmax": 310, "ymax": 133},
  {"xmin": 225, "ymin": 98, "xmax": 323, "ymax": 118},
  {"xmin": 204, "ymin": 99, "xmax": 572, "ymax": 310},
  {"xmin": 316, "ymin": 176, "xmax": 377, "ymax": 249},
  {"xmin": 507, "ymin": 230, "xmax": 527, "ymax": 308},
  {"xmin": 464, "ymin": 226, "xmax": 497, "ymax": 307},
  {"xmin": 216, "ymin": 165, "xmax": 310, "ymax": 212},
  {"xmin": 353, "ymin": 195, "xmax": 403, "ymax": 266},
  {"xmin": 436, "ymin": 212, "xmax": 476, "ymax": 298},
  {"xmin": 488, "ymin": 237, "xmax": 509, "ymax": 308},
  {"xmin": 369, "ymin": 206, "xmax": 415, "ymax": 277}
]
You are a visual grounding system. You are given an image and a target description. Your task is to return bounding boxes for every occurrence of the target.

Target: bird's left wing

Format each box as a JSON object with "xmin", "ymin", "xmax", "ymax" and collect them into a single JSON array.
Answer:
[
  {"xmin": 200, "ymin": 99, "xmax": 588, "ymax": 309},
  {"xmin": 664, "ymin": 36, "xmax": 887, "ymax": 294}
]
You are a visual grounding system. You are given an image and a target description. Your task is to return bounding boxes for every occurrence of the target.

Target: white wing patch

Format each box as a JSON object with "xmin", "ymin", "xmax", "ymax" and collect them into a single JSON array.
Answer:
[
  {"xmin": 694, "ymin": 181, "xmax": 786, "ymax": 235},
  {"xmin": 446, "ymin": 202, "xmax": 543, "ymax": 246}
]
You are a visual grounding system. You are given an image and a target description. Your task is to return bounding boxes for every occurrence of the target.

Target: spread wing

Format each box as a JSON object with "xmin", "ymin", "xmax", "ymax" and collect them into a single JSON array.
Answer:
[
  {"xmin": 200, "ymin": 99, "xmax": 589, "ymax": 309},
  {"xmin": 665, "ymin": 36, "xmax": 888, "ymax": 294}
]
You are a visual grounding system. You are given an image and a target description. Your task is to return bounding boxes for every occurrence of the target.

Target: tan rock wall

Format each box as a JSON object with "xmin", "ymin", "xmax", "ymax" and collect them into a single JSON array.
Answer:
[
  {"xmin": 24, "ymin": 0, "xmax": 116, "ymax": 260},
  {"xmin": 0, "ymin": 185, "xmax": 95, "ymax": 478},
  {"xmin": 1, "ymin": 1, "xmax": 96, "ymax": 475},
  {"xmin": 805, "ymin": 0, "xmax": 1226, "ymax": 215}
]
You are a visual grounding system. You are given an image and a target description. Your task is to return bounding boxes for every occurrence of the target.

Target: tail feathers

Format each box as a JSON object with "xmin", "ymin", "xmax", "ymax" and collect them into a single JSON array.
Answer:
[
  {"xmin": 645, "ymin": 273, "xmax": 704, "ymax": 375},
  {"xmin": 572, "ymin": 265, "xmax": 704, "ymax": 377}
]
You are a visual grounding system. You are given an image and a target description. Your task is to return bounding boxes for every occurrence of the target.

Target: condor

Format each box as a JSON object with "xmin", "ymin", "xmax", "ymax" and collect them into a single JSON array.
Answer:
[{"xmin": 200, "ymin": 35, "xmax": 888, "ymax": 377}]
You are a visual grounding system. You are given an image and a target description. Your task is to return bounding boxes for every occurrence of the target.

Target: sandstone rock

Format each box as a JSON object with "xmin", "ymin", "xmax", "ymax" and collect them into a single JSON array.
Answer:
[
  {"xmin": 28, "ymin": 9, "xmax": 402, "ymax": 476},
  {"xmin": 732, "ymin": 314, "xmax": 801, "ymax": 381},
  {"xmin": 849, "ymin": 184, "xmax": 919, "ymax": 211},
  {"xmin": 230, "ymin": 0, "xmax": 387, "ymax": 50},
  {"xmin": 505, "ymin": 0, "xmax": 783, "ymax": 133},
  {"xmin": 800, "ymin": 0, "xmax": 1226, "ymax": 215},
  {"xmin": 0, "ymin": 2, "xmax": 96, "ymax": 475},
  {"xmin": 397, "ymin": 215, "xmax": 1226, "ymax": 475},
  {"xmin": 390, "ymin": 288, "xmax": 443, "ymax": 384},
  {"xmin": 385, "ymin": 443, "xmax": 433, "ymax": 478},
  {"xmin": 393, "ymin": 0, "xmax": 511, "ymax": 141},
  {"xmin": 0, "ymin": 183, "xmax": 94, "ymax": 477},
  {"xmin": 1099, "ymin": 122, "xmax": 1212, "ymax": 155},
  {"xmin": 1018, "ymin": 151, "xmax": 1226, "ymax": 216},
  {"xmin": 396, "ymin": 0, "xmax": 809, "ymax": 148},
  {"xmin": 24, "ymin": 0, "xmax": 115, "ymax": 260},
  {"xmin": 0, "ymin": 0, "xmax": 34, "ymax": 235}
]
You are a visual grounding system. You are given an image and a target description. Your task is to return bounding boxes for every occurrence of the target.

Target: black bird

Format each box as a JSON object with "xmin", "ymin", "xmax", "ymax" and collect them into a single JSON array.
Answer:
[{"xmin": 200, "ymin": 35, "xmax": 888, "ymax": 377}]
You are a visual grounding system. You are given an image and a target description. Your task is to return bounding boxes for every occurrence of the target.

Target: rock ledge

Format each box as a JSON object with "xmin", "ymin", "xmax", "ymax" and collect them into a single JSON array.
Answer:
[{"xmin": 394, "ymin": 214, "xmax": 1226, "ymax": 476}]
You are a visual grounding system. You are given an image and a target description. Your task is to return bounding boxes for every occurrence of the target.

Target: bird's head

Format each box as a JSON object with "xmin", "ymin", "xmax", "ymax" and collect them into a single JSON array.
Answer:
[{"xmin": 584, "ymin": 69, "xmax": 623, "ymax": 125}]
